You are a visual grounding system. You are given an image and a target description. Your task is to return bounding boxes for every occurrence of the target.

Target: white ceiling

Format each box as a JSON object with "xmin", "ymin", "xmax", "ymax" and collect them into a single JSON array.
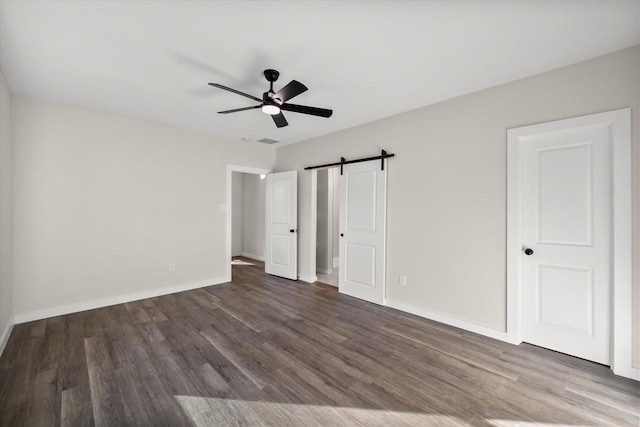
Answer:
[{"xmin": 1, "ymin": 1, "xmax": 638, "ymax": 146}]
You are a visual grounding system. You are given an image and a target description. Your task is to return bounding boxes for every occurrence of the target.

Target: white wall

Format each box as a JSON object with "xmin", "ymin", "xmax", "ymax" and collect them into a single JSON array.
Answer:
[
  {"xmin": 12, "ymin": 97, "xmax": 275, "ymax": 320},
  {"xmin": 231, "ymin": 172, "xmax": 244, "ymax": 257},
  {"xmin": 241, "ymin": 174, "xmax": 265, "ymax": 261},
  {"xmin": 0, "ymin": 68, "xmax": 13, "ymax": 351},
  {"xmin": 276, "ymin": 46, "xmax": 640, "ymax": 368}
]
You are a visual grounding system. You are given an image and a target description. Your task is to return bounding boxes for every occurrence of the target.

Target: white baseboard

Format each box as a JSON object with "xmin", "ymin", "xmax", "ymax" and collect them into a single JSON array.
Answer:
[
  {"xmin": 387, "ymin": 299, "xmax": 640, "ymax": 381},
  {"xmin": 385, "ymin": 299, "xmax": 510, "ymax": 343},
  {"xmin": 0, "ymin": 316, "xmax": 14, "ymax": 357},
  {"xmin": 13, "ymin": 276, "xmax": 229, "ymax": 324},
  {"xmin": 333, "ymin": 257, "xmax": 339, "ymax": 268},
  {"xmin": 316, "ymin": 268, "xmax": 333, "ymax": 275},
  {"xmin": 241, "ymin": 252, "xmax": 265, "ymax": 262},
  {"xmin": 298, "ymin": 274, "xmax": 318, "ymax": 284},
  {"xmin": 613, "ymin": 365, "xmax": 640, "ymax": 381}
]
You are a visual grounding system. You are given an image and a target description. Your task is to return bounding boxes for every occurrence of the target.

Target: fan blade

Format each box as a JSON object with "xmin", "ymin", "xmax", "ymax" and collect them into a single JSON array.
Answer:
[
  {"xmin": 208, "ymin": 83, "xmax": 262, "ymax": 102},
  {"xmin": 271, "ymin": 112, "xmax": 288, "ymax": 128},
  {"xmin": 273, "ymin": 80, "xmax": 308, "ymax": 103},
  {"xmin": 217, "ymin": 105, "xmax": 261, "ymax": 114},
  {"xmin": 281, "ymin": 103, "xmax": 333, "ymax": 118}
]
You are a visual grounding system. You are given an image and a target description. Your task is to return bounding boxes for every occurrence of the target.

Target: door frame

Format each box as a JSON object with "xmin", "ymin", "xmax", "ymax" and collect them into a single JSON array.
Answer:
[
  {"xmin": 506, "ymin": 108, "xmax": 635, "ymax": 379},
  {"xmin": 226, "ymin": 164, "xmax": 272, "ymax": 282}
]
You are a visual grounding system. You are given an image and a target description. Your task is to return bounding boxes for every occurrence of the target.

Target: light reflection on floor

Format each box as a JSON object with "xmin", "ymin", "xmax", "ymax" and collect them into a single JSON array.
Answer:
[
  {"xmin": 317, "ymin": 268, "xmax": 338, "ymax": 287},
  {"xmin": 175, "ymin": 396, "xmax": 592, "ymax": 427},
  {"xmin": 231, "ymin": 259, "xmax": 255, "ymax": 266}
]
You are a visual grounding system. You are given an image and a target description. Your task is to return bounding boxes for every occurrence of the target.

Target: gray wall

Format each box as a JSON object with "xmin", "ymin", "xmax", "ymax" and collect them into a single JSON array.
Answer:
[
  {"xmin": 0, "ymin": 68, "xmax": 13, "ymax": 348},
  {"xmin": 316, "ymin": 168, "xmax": 339, "ymax": 273},
  {"xmin": 331, "ymin": 167, "xmax": 339, "ymax": 267},
  {"xmin": 316, "ymin": 169, "xmax": 331, "ymax": 273},
  {"xmin": 231, "ymin": 172, "xmax": 266, "ymax": 260},
  {"xmin": 242, "ymin": 174, "xmax": 265, "ymax": 260},
  {"xmin": 12, "ymin": 97, "xmax": 275, "ymax": 318},
  {"xmin": 231, "ymin": 172, "xmax": 244, "ymax": 257},
  {"xmin": 276, "ymin": 46, "xmax": 640, "ymax": 368}
]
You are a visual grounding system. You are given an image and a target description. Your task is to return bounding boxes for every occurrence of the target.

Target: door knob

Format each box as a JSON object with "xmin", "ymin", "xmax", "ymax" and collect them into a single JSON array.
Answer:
[
  {"xmin": 340, "ymin": 233, "xmax": 344, "ymax": 237},
  {"xmin": 524, "ymin": 248, "xmax": 534, "ymax": 256},
  {"xmin": 290, "ymin": 229, "xmax": 296, "ymax": 233}
]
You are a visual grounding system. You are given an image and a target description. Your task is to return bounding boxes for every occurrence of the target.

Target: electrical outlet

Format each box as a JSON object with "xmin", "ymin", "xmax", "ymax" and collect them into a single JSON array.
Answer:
[
  {"xmin": 169, "ymin": 264, "xmax": 176, "ymax": 272},
  {"xmin": 400, "ymin": 274, "xmax": 407, "ymax": 286}
]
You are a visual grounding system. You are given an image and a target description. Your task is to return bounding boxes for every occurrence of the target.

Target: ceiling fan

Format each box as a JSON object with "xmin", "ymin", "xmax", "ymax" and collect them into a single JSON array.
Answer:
[{"xmin": 208, "ymin": 69, "xmax": 333, "ymax": 128}]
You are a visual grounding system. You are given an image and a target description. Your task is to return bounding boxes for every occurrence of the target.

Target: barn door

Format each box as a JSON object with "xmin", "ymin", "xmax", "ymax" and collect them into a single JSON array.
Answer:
[{"xmin": 339, "ymin": 161, "xmax": 387, "ymax": 305}]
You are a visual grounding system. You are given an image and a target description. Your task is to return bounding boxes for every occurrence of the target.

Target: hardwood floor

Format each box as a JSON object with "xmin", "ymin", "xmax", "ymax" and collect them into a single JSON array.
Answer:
[{"xmin": 1, "ymin": 258, "xmax": 638, "ymax": 426}]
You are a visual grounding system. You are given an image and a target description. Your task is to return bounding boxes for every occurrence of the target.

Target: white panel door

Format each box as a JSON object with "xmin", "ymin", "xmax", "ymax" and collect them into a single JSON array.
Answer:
[
  {"xmin": 521, "ymin": 123, "xmax": 611, "ymax": 364},
  {"xmin": 339, "ymin": 161, "xmax": 386, "ymax": 305},
  {"xmin": 265, "ymin": 171, "xmax": 297, "ymax": 280}
]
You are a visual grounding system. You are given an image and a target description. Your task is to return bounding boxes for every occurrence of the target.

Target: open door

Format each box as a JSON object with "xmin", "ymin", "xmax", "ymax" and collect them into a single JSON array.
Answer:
[
  {"xmin": 265, "ymin": 171, "xmax": 297, "ymax": 280},
  {"xmin": 339, "ymin": 161, "xmax": 387, "ymax": 305}
]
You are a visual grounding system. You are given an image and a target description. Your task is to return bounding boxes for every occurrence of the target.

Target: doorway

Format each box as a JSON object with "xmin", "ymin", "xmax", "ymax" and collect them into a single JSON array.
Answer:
[
  {"xmin": 231, "ymin": 171, "xmax": 266, "ymax": 260},
  {"xmin": 226, "ymin": 165, "xmax": 271, "ymax": 282},
  {"xmin": 316, "ymin": 167, "xmax": 340, "ymax": 287}
]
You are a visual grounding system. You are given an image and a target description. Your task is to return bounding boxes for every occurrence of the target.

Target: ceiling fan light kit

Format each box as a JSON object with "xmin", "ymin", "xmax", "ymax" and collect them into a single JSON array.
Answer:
[
  {"xmin": 208, "ymin": 69, "xmax": 333, "ymax": 128},
  {"xmin": 261, "ymin": 103, "xmax": 281, "ymax": 115}
]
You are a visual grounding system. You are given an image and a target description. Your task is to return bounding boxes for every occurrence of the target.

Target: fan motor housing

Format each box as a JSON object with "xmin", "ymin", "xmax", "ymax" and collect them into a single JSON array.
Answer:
[{"xmin": 264, "ymin": 69, "xmax": 279, "ymax": 82}]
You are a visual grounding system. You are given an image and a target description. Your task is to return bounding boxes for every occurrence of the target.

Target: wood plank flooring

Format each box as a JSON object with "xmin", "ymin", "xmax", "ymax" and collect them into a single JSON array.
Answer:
[{"xmin": 1, "ymin": 258, "xmax": 638, "ymax": 426}]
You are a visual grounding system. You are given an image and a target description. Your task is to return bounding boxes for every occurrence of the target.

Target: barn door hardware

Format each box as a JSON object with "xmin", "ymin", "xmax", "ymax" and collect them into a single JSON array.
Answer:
[{"xmin": 304, "ymin": 149, "xmax": 395, "ymax": 175}]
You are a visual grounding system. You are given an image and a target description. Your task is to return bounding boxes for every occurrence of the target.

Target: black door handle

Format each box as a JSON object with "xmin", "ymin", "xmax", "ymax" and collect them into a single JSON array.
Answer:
[
  {"xmin": 340, "ymin": 233, "xmax": 344, "ymax": 237},
  {"xmin": 290, "ymin": 229, "xmax": 295, "ymax": 233},
  {"xmin": 524, "ymin": 248, "xmax": 534, "ymax": 256}
]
